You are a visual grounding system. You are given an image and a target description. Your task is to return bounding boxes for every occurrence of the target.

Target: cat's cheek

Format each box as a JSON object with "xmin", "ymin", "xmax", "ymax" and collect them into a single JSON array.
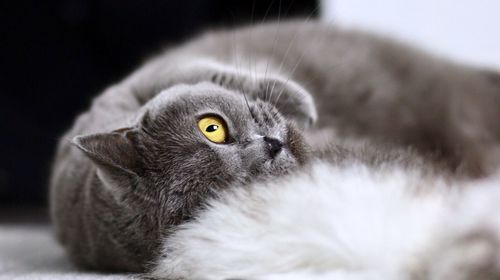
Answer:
[
  {"xmin": 96, "ymin": 168, "xmax": 127, "ymax": 201},
  {"xmin": 212, "ymin": 146, "xmax": 244, "ymax": 179},
  {"xmin": 239, "ymin": 142, "xmax": 271, "ymax": 171}
]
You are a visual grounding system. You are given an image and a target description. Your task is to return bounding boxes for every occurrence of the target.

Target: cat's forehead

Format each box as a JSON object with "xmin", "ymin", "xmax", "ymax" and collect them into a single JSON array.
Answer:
[
  {"xmin": 145, "ymin": 82, "xmax": 248, "ymax": 118},
  {"xmin": 140, "ymin": 82, "xmax": 289, "ymax": 142}
]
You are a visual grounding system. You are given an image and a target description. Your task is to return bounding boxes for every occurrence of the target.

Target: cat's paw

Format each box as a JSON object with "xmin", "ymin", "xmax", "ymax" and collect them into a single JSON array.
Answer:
[
  {"xmin": 422, "ymin": 229, "xmax": 500, "ymax": 280},
  {"xmin": 252, "ymin": 76, "xmax": 317, "ymax": 129},
  {"xmin": 192, "ymin": 59, "xmax": 317, "ymax": 129}
]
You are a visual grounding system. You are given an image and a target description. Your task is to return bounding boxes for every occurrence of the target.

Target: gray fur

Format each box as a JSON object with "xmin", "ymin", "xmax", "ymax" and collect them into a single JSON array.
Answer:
[
  {"xmin": 50, "ymin": 81, "xmax": 310, "ymax": 271},
  {"xmin": 50, "ymin": 20, "xmax": 500, "ymax": 272}
]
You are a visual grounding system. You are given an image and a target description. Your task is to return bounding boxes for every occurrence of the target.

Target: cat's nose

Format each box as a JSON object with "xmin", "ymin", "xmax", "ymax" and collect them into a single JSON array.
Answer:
[{"xmin": 263, "ymin": 136, "xmax": 283, "ymax": 158}]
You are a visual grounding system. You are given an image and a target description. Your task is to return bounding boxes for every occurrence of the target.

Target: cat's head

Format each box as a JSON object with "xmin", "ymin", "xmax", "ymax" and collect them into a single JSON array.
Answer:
[{"xmin": 72, "ymin": 82, "xmax": 312, "ymax": 225}]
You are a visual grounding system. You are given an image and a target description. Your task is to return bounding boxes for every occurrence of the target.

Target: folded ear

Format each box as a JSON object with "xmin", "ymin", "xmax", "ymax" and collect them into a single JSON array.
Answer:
[{"xmin": 72, "ymin": 127, "xmax": 144, "ymax": 186}]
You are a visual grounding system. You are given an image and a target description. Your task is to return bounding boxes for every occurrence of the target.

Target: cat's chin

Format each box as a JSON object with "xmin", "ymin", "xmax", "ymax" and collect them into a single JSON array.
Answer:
[
  {"xmin": 286, "ymin": 122, "xmax": 311, "ymax": 167},
  {"xmin": 257, "ymin": 147, "xmax": 308, "ymax": 180},
  {"xmin": 265, "ymin": 155, "xmax": 300, "ymax": 176}
]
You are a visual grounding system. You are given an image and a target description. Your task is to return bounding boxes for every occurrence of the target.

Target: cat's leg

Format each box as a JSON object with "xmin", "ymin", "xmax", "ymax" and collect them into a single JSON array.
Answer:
[
  {"xmin": 316, "ymin": 65, "xmax": 500, "ymax": 176},
  {"xmin": 412, "ymin": 181, "xmax": 500, "ymax": 279},
  {"xmin": 423, "ymin": 230, "xmax": 500, "ymax": 280}
]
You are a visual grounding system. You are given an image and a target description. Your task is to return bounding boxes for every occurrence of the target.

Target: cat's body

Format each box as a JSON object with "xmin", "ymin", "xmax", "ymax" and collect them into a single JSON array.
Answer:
[
  {"xmin": 151, "ymin": 157, "xmax": 500, "ymax": 280},
  {"xmin": 50, "ymin": 20, "xmax": 500, "ymax": 273}
]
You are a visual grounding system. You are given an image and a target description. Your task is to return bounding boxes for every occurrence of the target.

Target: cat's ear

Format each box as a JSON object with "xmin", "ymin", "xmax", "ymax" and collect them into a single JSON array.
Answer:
[{"xmin": 72, "ymin": 127, "xmax": 143, "ymax": 181}]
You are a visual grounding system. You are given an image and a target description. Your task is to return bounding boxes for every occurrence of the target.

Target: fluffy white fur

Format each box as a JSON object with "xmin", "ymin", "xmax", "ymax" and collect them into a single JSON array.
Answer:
[{"xmin": 151, "ymin": 161, "xmax": 500, "ymax": 279}]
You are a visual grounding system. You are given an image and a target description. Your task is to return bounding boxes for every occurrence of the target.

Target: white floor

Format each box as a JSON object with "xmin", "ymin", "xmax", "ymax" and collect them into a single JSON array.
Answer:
[{"xmin": 0, "ymin": 225, "xmax": 130, "ymax": 280}]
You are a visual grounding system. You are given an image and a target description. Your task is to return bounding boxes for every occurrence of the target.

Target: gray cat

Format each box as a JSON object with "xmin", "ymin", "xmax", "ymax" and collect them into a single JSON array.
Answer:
[{"xmin": 50, "ymin": 20, "xmax": 500, "ymax": 272}]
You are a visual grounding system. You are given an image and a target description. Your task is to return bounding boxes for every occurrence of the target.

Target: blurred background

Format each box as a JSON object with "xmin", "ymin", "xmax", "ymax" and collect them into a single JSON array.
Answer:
[
  {"xmin": 0, "ymin": 0, "xmax": 319, "ymax": 221},
  {"xmin": 322, "ymin": 0, "xmax": 500, "ymax": 68},
  {"xmin": 1, "ymin": 0, "xmax": 499, "ymax": 221}
]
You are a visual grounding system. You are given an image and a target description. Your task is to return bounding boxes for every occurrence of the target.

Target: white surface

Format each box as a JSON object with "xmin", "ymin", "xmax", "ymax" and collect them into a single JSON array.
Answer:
[
  {"xmin": 321, "ymin": 0, "xmax": 500, "ymax": 69},
  {"xmin": 0, "ymin": 225, "xmax": 131, "ymax": 280}
]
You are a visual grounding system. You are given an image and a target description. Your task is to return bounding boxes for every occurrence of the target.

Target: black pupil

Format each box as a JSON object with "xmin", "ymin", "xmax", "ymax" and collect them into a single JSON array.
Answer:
[{"xmin": 206, "ymin": 124, "xmax": 219, "ymax": 132}]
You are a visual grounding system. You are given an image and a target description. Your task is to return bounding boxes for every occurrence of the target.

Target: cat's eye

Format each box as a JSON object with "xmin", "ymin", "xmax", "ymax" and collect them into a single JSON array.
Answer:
[{"xmin": 197, "ymin": 115, "xmax": 228, "ymax": 144}]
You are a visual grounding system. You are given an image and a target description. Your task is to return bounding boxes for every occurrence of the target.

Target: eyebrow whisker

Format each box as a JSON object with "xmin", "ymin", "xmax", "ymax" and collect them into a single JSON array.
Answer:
[{"xmin": 242, "ymin": 91, "xmax": 257, "ymax": 121}]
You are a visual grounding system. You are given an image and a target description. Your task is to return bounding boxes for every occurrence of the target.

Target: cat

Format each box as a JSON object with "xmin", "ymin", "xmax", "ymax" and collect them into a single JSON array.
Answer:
[
  {"xmin": 50, "ymin": 20, "xmax": 500, "ymax": 273},
  {"xmin": 50, "ymin": 81, "xmax": 313, "ymax": 271}
]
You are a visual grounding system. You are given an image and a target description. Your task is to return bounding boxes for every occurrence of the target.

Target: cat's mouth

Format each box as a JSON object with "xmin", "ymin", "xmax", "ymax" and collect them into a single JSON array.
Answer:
[
  {"xmin": 239, "ymin": 123, "xmax": 310, "ymax": 182},
  {"xmin": 249, "ymin": 124, "xmax": 310, "ymax": 179}
]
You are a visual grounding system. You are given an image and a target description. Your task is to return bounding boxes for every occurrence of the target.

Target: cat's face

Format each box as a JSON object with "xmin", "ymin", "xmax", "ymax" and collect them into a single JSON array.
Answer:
[
  {"xmin": 74, "ymin": 82, "xmax": 310, "ymax": 225},
  {"xmin": 141, "ymin": 82, "xmax": 308, "ymax": 180}
]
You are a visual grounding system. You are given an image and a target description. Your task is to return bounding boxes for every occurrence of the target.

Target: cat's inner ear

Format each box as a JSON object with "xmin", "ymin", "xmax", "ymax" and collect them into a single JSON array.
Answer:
[{"xmin": 72, "ymin": 127, "xmax": 143, "ymax": 177}]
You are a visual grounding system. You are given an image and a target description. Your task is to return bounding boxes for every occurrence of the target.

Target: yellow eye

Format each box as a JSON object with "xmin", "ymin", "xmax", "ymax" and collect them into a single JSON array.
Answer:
[{"xmin": 197, "ymin": 115, "xmax": 228, "ymax": 144}]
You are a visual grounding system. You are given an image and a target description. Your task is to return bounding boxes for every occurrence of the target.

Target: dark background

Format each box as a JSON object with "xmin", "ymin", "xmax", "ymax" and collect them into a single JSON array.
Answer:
[{"xmin": 0, "ymin": 0, "xmax": 319, "ymax": 207}]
